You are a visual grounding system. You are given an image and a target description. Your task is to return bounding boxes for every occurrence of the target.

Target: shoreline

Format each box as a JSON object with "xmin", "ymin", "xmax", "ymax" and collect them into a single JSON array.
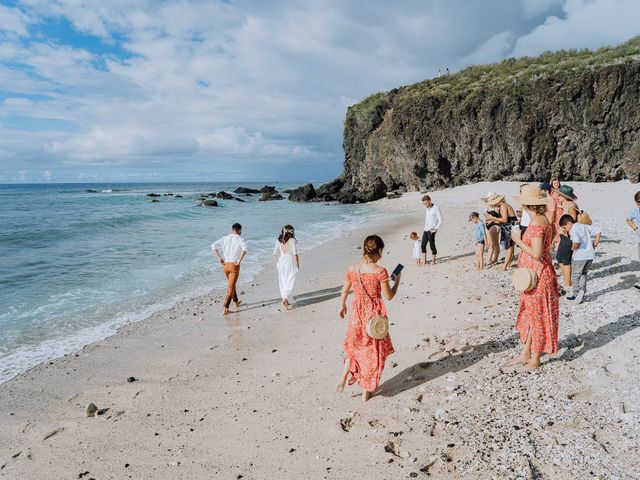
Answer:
[{"xmin": 1, "ymin": 180, "xmax": 639, "ymax": 479}]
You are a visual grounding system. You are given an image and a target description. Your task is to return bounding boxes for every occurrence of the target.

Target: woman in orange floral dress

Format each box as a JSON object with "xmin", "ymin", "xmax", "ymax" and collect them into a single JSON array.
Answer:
[
  {"xmin": 336, "ymin": 235, "xmax": 401, "ymax": 401},
  {"xmin": 509, "ymin": 185, "xmax": 560, "ymax": 370}
]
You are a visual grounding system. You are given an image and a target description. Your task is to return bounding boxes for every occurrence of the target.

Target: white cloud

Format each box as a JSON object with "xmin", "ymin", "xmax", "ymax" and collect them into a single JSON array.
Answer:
[{"xmin": 0, "ymin": 0, "xmax": 636, "ymax": 181}]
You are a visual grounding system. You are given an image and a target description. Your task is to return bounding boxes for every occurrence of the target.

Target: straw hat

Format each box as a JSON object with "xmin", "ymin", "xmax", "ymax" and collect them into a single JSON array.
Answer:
[
  {"xmin": 557, "ymin": 185, "xmax": 578, "ymax": 201},
  {"xmin": 512, "ymin": 268, "xmax": 538, "ymax": 292},
  {"xmin": 514, "ymin": 185, "xmax": 548, "ymax": 206},
  {"xmin": 480, "ymin": 191, "xmax": 495, "ymax": 202},
  {"xmin": 486, "ymin": 193, "xmax": 505, "ymax": 206}
]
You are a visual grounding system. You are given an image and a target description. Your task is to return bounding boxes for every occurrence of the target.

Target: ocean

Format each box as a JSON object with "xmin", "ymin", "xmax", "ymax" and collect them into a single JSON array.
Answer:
[{"xmin": 0, "ymin": 182, "xmax": 373, "ymax": 383}]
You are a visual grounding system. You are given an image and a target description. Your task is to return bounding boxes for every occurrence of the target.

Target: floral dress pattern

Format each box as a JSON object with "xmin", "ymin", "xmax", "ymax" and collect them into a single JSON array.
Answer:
[
  {"xmin": 343, "ymin": 267, "xmax": 394, "ymax": 392},
  {"xmin": 515, "ymin": 224, "xmax": 560, "ymax": 354}
]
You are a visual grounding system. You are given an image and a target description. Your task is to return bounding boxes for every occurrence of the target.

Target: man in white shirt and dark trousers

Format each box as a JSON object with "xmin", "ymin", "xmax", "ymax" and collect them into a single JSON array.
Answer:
[
  {"xmin": 421, "ymin": 194, "xmax": 444, "ymax": 265},
  {"xmin": 559, "ymin": 215, "xmax": 602, "ymax": 304},
  {"xmin": 211, "ymin": 223, "xmax": 248, "ymax": 315}
]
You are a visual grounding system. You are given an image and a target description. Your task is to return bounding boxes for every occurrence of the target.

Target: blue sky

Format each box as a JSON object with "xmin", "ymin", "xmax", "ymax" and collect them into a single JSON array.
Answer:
[{"xmin": 0, "ymin": 0, "xmax": 639, "ymax": 183}]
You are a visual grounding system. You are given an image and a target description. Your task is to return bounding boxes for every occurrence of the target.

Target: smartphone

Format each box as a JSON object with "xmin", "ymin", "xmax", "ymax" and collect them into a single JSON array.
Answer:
[{"xmin": 391, "ymin": 263, "xmax": 404, "ymax": 280}]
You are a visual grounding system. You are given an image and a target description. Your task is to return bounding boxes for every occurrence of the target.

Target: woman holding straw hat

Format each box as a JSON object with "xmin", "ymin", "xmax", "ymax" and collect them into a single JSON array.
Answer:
[
  {"xmin": 507, "ymin": 185, "xmax": 559, "ymax": 370},
  {"xmin": 485, "ymin": 193, "xmax": 518, "ymax": 271},
  {"xmin": 336, "ymin": 235, "xmax": 400, "ymax": 402},
  {"xmin": 273, "ymin": 225, "xmax": 300, "ymax": 310}
]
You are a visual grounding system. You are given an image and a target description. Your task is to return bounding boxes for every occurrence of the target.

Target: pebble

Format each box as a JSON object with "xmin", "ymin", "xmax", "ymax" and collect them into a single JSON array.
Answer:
[{"xmin": 84, "ymin": 403, "xmax": 98, "ymax": 418}]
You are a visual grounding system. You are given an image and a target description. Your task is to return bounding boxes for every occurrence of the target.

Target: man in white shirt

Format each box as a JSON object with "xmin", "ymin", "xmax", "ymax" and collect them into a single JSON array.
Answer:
[
  {"xmin": 211, "ymin": 223, "xmax": 248, "ymax": 315},
  {"xmin": 421, "ymin": 194, "xmax": 444, "ymax": 264},
  {"xmin": 559, "ymin": 215, "xmax": 601, "ymax": 304}
]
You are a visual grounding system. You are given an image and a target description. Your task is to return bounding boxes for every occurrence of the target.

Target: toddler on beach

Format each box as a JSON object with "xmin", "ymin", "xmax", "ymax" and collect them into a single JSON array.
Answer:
[
  {"xmin": 559, "ymin": 214, "xmax": 602, "ymax": 304},
  {"xmin": 469, "ymin": 212, "xmax": 486, "ymax": 270},
  {"xmin": 410, "ymin": 232, "xmax": 422, "ymax": 265}
]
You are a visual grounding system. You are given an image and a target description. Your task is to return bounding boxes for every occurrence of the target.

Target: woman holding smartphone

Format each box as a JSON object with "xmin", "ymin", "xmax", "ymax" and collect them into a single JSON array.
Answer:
[{"xmin": 336, "ymin": 235, "xmax": 401, "ymax": 402}]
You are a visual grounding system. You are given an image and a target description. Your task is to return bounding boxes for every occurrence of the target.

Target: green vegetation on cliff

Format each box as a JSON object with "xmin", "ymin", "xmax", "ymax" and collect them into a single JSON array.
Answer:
[{"xmin": 349, "ymin": 36, "xmax": 640, "ymax": 116}]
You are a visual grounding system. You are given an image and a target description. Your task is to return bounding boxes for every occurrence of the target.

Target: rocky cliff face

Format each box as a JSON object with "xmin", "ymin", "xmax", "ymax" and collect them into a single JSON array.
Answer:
[{"xmin": 319, "ymin": 40, "xmax": 640, "ymax": 203}]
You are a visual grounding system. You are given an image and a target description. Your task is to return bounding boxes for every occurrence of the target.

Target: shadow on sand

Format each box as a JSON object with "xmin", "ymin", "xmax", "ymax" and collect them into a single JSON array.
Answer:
[{"xmin": 377, "ymin": 310, "xmax": 640, "ymax": 398}]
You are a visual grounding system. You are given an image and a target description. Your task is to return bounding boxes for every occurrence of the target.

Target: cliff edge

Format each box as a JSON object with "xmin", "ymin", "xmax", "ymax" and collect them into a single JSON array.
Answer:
[{"xmin": 318, "ymin": 37, "xmax": 640, "ymax": 203}]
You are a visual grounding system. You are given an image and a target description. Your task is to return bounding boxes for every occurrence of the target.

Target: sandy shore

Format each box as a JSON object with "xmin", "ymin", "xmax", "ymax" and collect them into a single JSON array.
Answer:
[{"xmin": 1, "ymin": 181, "xmax": 638, "ymax": 479}]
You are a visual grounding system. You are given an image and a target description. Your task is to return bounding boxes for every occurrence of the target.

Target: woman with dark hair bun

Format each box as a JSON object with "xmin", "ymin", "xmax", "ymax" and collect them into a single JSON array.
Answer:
[
  {"xmin": 336, "ymin": 234, "xmax": 401, "ymax": 402},
  {"xmin": 273, "ymin": 225, "xmax": 299, "ymax": 310}
]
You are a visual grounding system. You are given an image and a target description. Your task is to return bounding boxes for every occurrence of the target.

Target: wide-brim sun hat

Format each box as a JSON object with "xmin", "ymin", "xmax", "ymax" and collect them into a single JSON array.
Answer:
[
  {"xmin": 481, "ymin": 191, "xmax": 496, "ymax": 202},
  {"xmin": 486, "ymin": 193, "xmax": 505, "ymax": 206},
  {"xmin": 514, "ymin": 185, "xmax": 548, "ymax": 206},
  {"xmin": 557, "ymin": 185, "xmax": 578, "ymax": 200}
]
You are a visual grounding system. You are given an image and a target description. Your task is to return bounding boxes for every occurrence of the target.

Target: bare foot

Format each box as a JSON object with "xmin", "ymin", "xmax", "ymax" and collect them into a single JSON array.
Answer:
[
  {"xmin": 523, "ymin": 360, "xmax": 541, "ymax": 370},
  {"xmin": 336, "ymin": 383, "xmax": 345, "ymax": 394},
  {"xmin": 505, "ymin": 355, "xmax": 528, "ymax": 367},
  {"xmin": 234, "ymin": 300, "xmax": 243, "ymax": 308},
  {"xmin": 362, "ymin": 390, "xmax": 371, "ymax": 402},
  {"xmin": 222, "ymin": 308, "xmax": 230, "ymax": 316},
  {"xmin": 281, "ymin": 300, "xmax": 291, "ymax": 311}
]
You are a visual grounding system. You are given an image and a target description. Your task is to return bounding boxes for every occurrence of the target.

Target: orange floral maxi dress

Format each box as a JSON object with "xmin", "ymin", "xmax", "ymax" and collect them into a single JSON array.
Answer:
[
  {"xmin": 343, "ymin": 268, "xmax": 395, "ymax": 392},
  {"xmin": 515, "ymin": 224, "xmax": 560, "ymax": 354}
]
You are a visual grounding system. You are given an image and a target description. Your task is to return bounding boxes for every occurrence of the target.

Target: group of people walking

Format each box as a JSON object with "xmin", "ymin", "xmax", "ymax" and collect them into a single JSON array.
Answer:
[{"xmin": 210, "ymin": 185, "xmax": 639, "ymax": 402}]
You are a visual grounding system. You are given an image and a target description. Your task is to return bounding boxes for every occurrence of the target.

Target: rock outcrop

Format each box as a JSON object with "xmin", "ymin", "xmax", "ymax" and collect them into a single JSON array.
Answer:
[
  {"xmin": 288, "ymin": 183, "xmax": 316, "ymax": 202},
  {"xmin": 319, "ymin": 37, "xmax": 640, "ymax": 203}
]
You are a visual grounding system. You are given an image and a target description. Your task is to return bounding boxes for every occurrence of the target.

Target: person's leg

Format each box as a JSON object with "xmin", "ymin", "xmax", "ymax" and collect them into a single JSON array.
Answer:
[
  {"xmin": 503, "ymin": 246, "xmax": 514, "ymax": 271},
  {"xmin": 570, "ymin": 260, "xmax": 586, "ymax": 298},
  {"xmin": 475, "ymin": 243, "xmax": 484, "ymax": 270},
  {"xmin": 223, "ymin": 263, "xmax": 233, "ymax": 314},
  {"xmin": 336, "ymin": 357, "xmax": 350, "ymax": 393},
  {"xmin": 228, "ymin": 264, "xmax": 240, "ymax": 307},
  {"xmin": 488, "ymin": 226, "xmax": 500, "ymax": 264},
  {"xmin": 560, "ymin": 263, "xmax": 572, "ymax": 288},
  {"xmin": 429, "ymin": 232, "xmax": 437, "ymax": 263},
  {"xmin": 576, "ymin": 260, "xmax": 592, "ymax": 303},
  {"xmin": 636, "ymin": 243, "xmax": 640, "ymax": 289},
  {"xmin": 421, "ymin": 231, "xmax": 428, "ymax": 264},
  {"xmin": 506, "ymin": 326, "xmax": 532, "ymax": 366}
]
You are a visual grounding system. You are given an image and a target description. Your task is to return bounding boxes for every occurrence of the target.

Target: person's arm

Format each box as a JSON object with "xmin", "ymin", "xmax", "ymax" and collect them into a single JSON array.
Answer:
[
  {"xmin": 236, "ymin": 250, "xmax": 247, "ymax": 266},
  {"xmin": 627, "ymin": 219, "xmax": 638, "ymax": 231},
  {"xmin": 338, "ymin": 272, "xmax": 353, "ymax": 319},
  {"xmin": 592, "ymin": 232, "xmax": 601, "ymax": 248},
  {"xmin": 434, "ymin": 206, "xmax": 443, "ymax": 231},
  {"xmin": 512, "ymin": 229, "xmax": 544, "ymax": 259},
  {"xmin": 211, "ymin": 240, "xmax": 224, "ymax": 265},
  {"xmin": 381, "ymin": 274, "xmax": 400, "ymax": 301},
  {"xmin": 569, "ymin": 206, "xmax": 579, "ymax": 221},
  {"xmin": 291, "ymin": 239, "xmax": 300, "ymax": 269}
]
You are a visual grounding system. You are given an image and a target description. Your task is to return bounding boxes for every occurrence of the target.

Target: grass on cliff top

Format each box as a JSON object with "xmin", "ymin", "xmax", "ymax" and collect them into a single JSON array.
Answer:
[{"xmin": 349, "ymin": 36, "xmax": 640, "ymax": 117}]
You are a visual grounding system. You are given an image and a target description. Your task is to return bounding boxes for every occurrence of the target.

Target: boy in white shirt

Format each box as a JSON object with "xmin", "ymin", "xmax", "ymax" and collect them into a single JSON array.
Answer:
[
  {"xmin": 559, "ymin": 215, "xmax": 601, "ymax": 304},
  {"xmin": 211, "ymin": 223, "xmax": 248, "ymax": 315}
]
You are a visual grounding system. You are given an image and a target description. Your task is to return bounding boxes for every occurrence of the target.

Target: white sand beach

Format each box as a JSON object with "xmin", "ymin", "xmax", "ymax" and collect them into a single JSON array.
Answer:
[{"xmin": 1, "ymin": 181, "xmax": 638, "ymax": 479}]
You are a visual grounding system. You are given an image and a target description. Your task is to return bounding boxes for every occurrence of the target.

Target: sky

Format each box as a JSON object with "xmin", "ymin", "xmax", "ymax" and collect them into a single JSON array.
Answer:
[{"xmin": 0, "ymin": 0, "xmax": 639, "ymax": 183}]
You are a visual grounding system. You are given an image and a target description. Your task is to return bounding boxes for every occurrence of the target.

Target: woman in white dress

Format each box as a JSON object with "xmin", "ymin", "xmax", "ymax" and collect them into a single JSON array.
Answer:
[{"xmin": 273, "ymin": 225, "xmax": 300, "ymax": 310}]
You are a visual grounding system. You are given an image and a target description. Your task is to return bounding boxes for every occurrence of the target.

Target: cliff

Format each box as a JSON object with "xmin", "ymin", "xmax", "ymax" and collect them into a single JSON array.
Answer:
[{"xmin": 318, "ymin": 37, "xmax": 640, "ymax": 203}]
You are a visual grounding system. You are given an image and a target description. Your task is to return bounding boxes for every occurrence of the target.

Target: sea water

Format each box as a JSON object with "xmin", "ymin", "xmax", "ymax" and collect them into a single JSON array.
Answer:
[{"xmin": 0, "ymin": 183, "xmax": 373, "ymax": 382}]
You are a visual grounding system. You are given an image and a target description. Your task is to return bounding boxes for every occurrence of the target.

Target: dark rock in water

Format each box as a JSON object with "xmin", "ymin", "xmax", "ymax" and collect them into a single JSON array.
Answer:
[
  {"xmin": 234, "ymin": 187, "xmax": 261, "ymax": 194},
  {"xmin": 288, "ymin": 184, "xmax": 317, "ymax": 202},
  {"xmin": 146, "ymin": 193, "xmax": 161, "ymax": 197},
  {"xmin": 234, "ymin": 197, "xmax": 246, "ymax": 202},
  {"xmin": 163, "ymin": 193, "xmax": 174, "ymax": 196},
  {"xmin": 207, "ymin": 193, "xmax": 217, "ymax": 197},
  {"xmin": 175, "ymin": 195, "xmax": 183, "ymax": 198},
  {"xmin": 151, "ymin": 199, "xmax": 160, "ymax": 203},
  {"xmin": 216, "ymin": 191, "xmax": 235, "ymax": 200},
  {"xmin": 86, "ymin": 189, "xmax": 99, "ymax": 193},
  {"xmin": 282, "ymin": 189, "xmax": 292, "ymax": 194},
  {"xmin": 200, "ymin": 199, "xmax": 219, "ymax": 207},
  {"xmin": 260, "ymin": 185, "xmax": 278, "ymax": 194},
  {"xmin": 321, "ymin": 38, "xmax": 640, "ymax": 202},
  {"xmin": 259, "ymin": 192, "xmax": 284, "ymax": 201}
]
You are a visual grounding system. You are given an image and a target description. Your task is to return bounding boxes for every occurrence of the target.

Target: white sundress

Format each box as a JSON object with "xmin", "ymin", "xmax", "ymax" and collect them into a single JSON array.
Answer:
[
  {"xmin": 412, "ymin": 240, "xmax": 422, "ymax": 259},
  {"xmin": 274, "ymin": 238, "xmax": 299, "ymax": 302}
]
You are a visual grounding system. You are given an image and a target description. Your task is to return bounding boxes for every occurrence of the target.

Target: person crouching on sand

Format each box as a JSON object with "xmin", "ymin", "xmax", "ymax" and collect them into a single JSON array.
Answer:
[
  {"xmin": 211, "ymin": 223, "xmax": 247, "ymax": 315},
  {"xmin": 410, "ymin": 232, "xmax": 422, "ymax": 265},
  {"xmin": 508, "ymin": 185, "xmax": 559, "ymax": 370},
  {"xmin": 336, "ymin": 235, "xmax": 400, "ymax": 402},
  {"xmin": 469, "ymin": 212, "xmax": 485, "ymax": 270}
]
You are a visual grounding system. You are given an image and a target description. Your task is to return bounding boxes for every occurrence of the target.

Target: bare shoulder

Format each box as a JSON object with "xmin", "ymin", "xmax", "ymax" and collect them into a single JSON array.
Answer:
[{"xmin": 530, "ymin": 215, "xmax": 549, "ymax": 226}]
